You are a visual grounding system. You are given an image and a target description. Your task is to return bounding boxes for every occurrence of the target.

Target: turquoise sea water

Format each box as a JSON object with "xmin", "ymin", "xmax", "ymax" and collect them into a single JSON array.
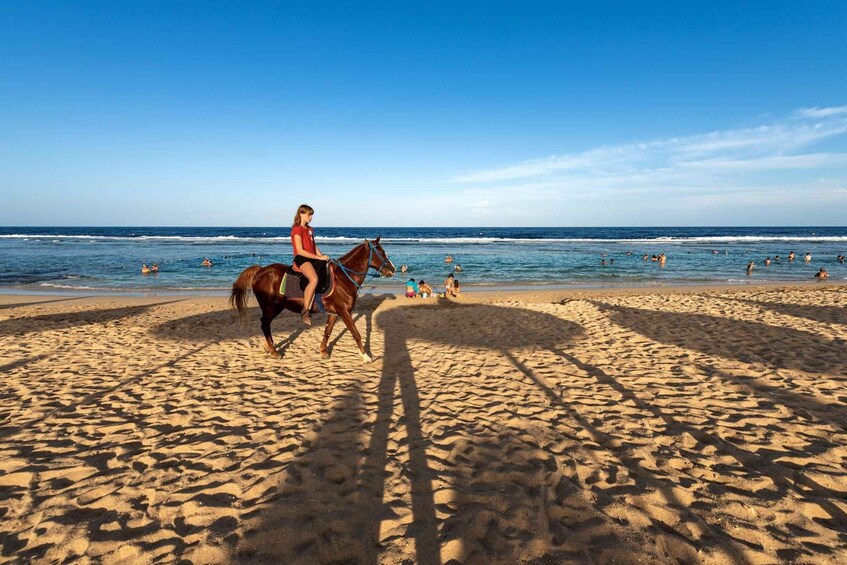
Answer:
[{"xmin": 1, "ymin": 226, "xmax": 845, "ymax": 294}]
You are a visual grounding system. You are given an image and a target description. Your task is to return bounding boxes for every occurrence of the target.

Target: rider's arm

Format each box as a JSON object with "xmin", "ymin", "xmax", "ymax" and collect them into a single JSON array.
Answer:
[{"xmin": 293, "ymin": 234, "xmax": 328, "ymax": 260}]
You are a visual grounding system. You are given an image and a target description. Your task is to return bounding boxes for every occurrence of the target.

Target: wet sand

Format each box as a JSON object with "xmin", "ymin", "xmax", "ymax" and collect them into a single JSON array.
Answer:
[{"xmin": 1, "ymin": 284, "xmax": 846, "ymax": 563}]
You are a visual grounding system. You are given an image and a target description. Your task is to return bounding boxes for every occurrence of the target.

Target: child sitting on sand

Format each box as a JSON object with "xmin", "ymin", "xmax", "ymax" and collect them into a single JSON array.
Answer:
[
  {"xmin": 815, "ymin": 268, "xmax": 829, "ymax": 279},
  {"xmin": 418, "ymin": 280, "xmax": 433, "ymax": 298},
  {"xmin": 405, "ymin": 278, "xmax": 419, "ymax": 298}
]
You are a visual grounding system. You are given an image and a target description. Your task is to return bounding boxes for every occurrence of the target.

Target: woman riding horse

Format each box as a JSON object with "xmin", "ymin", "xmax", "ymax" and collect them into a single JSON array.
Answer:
[{"xmin": 230, "ymin": 237, "xmax": 395, "ymax": 361}]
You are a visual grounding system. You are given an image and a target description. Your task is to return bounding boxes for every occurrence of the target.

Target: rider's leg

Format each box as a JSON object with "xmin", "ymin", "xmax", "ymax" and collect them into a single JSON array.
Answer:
[{"xmin": 300, "ymin": 261, "xmax": 319, "ymax": 324}]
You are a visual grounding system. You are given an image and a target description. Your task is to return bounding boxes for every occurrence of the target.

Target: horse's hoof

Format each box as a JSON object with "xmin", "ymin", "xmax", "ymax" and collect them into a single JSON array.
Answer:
[
  {"xmin": 321, "ymin": 350, "xmax": 329, "ymax": 359},
  {"xmin": 361, "ymin": 352, "xmax": 373, "ymax": 363}
]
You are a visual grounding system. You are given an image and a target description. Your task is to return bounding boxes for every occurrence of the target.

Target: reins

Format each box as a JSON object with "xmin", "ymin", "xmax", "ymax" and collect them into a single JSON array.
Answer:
[{"xmin": 330, "ymin": 241, "xmax": 391, "ymax": 291}]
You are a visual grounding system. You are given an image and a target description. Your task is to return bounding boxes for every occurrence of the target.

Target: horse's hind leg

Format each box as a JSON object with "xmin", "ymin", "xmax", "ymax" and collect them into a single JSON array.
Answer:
[
  {"xmin": 260, "ymin": 302, "xmax": 284, "ymax": 358},
  {"xmin": 320, "ymin": 314, "xmax": 338, "ymax": 359}
]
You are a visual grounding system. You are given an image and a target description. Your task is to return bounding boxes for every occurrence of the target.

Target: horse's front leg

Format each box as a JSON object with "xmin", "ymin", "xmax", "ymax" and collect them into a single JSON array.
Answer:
[
  {"xmin": 320, "ymin": 314, "xmax": 339, "ymax": 359},
  {"xmin": 339, "ymin": 310, "xmax": 372, "ymax": 362}
]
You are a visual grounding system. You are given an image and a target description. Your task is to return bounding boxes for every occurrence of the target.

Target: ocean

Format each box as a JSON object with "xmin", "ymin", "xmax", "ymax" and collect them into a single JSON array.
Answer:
[{"xmin": 1, "ymin": 226, "xmax": 845, "ymax": 294}]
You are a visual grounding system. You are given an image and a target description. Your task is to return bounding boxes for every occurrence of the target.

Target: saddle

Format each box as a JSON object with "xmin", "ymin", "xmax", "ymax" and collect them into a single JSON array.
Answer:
[{"xmin": 279, "ymin": 262, "xmax": 335, "ymax": 303}]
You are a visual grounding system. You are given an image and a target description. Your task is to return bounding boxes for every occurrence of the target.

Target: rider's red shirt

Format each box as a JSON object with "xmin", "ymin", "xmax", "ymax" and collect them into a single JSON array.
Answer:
[{"xmin": 291, "ymin": 225, "xmax": 316, "ymax": 257}]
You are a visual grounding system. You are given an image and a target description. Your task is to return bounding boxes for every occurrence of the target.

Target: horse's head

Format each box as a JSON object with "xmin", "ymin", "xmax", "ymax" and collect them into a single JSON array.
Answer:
[{"xmin": 367, "ymin": 236, "xmax": 396, "ymax": 278}]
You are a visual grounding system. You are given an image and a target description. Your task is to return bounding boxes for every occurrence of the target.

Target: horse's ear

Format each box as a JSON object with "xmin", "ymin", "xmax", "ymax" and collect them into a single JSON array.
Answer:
[{"xmin": 374, "ymin": 236, "xmax": 381, "ymax": 243}]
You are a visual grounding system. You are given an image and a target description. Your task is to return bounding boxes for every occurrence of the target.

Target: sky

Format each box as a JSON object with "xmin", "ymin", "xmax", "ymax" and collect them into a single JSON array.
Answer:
[{"xmin": 1, "ymin": 1, "xmax": 846, "ymax": 227}]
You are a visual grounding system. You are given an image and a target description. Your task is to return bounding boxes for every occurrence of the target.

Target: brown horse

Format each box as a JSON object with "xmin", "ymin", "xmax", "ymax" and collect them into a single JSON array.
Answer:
[{"xmin": 230, "ymin": 237, "xmax": 395, "ymax": 361}]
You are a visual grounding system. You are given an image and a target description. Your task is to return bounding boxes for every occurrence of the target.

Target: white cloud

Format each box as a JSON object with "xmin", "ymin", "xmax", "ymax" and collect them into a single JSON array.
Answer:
[
  {"xmin": 452, "ymin": 106, "xmax": 847, "ymax": 185},
  {"xmin": 795, "ymin": 106, "xmax": 847, "ymax": 118}
]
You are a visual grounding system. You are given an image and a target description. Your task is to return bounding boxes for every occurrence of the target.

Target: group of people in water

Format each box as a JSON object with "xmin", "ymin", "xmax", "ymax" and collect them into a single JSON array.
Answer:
[{"xmin": 745, "ymin": 250, "xmax": 839, "ymax": 278}]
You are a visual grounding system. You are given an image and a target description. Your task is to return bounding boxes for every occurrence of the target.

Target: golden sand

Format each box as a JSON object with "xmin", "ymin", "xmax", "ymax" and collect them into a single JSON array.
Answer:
[{"xmin": 1, "ymin": 284, "xmax": 846, "ymax": 564}]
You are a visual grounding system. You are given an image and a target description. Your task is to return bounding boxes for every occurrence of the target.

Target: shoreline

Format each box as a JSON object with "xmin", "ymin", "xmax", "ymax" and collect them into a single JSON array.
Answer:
[{"xmin": 1, "ymin": 278, "xmax": 844, "ymax": 300}]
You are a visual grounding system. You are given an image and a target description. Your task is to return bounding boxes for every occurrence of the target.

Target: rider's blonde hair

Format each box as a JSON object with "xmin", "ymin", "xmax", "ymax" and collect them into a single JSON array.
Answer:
[{"xmin": 292, "ymin": 204, "xmax": 315, "ymax": 227}]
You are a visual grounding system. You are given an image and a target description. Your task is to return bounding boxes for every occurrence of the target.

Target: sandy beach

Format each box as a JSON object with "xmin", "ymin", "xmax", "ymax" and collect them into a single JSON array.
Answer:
[{"xmin": 1, "ymin": 284, "xmax": 846, "ymax": 564}]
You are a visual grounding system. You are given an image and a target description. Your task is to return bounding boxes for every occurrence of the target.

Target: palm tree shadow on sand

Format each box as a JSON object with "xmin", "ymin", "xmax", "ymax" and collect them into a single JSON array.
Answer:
[
  {"xmin": 236, "ymin": 301, "xmax": 590, "ymax": 564},
  {"xmin": 240, "ymin": 301, "xmax": 749, "ymax": 563},
  {"xmin": 722, "ymin": 295, "xmax": 847, "ymax": 327},
  {"xmin": 219, "ymin": 299, "xmax": 845, "ymax": 563}
]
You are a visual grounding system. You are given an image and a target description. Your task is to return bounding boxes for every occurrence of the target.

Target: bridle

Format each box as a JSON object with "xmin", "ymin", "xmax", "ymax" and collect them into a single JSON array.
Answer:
[{"xmin": 330, "ymin": 240, "xmax": 394, "ymax": 291}]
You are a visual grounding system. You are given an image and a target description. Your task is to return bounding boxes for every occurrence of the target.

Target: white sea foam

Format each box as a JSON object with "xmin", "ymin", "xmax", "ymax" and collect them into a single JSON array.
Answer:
[{"xmin": 3, "ymin": 233, "xmax": 847, "ymax": 244}]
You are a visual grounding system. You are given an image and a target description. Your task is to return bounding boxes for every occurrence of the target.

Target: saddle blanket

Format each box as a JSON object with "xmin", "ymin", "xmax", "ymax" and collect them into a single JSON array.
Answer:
[{"xmin": 280, "ymin": 263, "xmax": 335, "ymax": 311}]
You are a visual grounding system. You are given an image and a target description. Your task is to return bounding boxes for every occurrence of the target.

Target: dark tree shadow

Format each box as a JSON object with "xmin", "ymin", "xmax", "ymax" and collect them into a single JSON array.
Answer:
[
  {"xmin": 0, "ymin": 300, "xmax": 184, "ymax": 337},
  {"xmin": 592, "ymin": 301, "xmax": 847, "ymax": 376},
  {"xmin": 553, "ymin": 349, "xmax": 847, "ymax": 550},
  {"xmin": 368, "ymin": 302, "xmax": 587, "ymax": 564},
  {"xmin": 0, "ymin": 354, "xmax": 49, "ymax": 374},
  {"xmin": 0, "ymin": 296, "xmax": 91, "ymax": 311},
  {"xmin": 589, "ymin": 299, "xmax": 847, "ymax": 432},
  {"xmin": 236, "ymin": 387, "xmax": 374, "ymax": 563},
  {"xmin": 0, "ymin": 342, "xmax": 215, "ymax": 440},
  {"xmin": 723, "ymin": 296, "xmax": 847, "ymax": 327}
]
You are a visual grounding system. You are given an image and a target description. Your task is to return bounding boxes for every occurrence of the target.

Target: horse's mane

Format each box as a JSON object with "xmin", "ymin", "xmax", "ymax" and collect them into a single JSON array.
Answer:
[{"xmin": 337, "ymin": 240, "xmax": 369, "ymax": 264}]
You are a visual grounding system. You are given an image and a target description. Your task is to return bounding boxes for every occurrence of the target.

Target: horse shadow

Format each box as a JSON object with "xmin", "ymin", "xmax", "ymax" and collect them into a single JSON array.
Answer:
[{"xmin": 148, "ymin": 294, "xmax": 397, "ymax": 360}]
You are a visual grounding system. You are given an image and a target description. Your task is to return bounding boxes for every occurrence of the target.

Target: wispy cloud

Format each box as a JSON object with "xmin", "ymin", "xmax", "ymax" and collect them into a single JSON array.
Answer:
[
  {"xmin": 795, "ymin": 106, "xmax": 847, "ymax": 118},
  {"xmin": 452, "ymin": 106, "xmax": 847, "ymax": 184}
]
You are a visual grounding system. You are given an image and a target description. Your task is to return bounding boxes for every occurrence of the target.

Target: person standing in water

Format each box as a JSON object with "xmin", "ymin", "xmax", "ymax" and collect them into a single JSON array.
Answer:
[{"xmin": 291, "ymin": 204, "xmax": 330, "ymax": 325}]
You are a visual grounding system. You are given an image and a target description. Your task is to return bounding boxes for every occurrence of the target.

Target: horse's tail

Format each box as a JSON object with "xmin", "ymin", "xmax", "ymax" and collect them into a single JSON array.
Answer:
[{"xmin": 230, "ymin": 265, "xmax": 262, "ymax": 326}]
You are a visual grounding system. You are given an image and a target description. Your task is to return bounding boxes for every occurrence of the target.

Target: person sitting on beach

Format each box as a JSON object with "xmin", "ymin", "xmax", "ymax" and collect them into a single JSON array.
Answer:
[
  {"xmin": 746, "ymin": 260, "xmax": 755, "ymax": 275},
  {"xmin": 444, "ymin": 272, "xmax": 456, "ymax": 297},
  {"xmin": 418, "ymin": 280, "xmax": 433, "ymax": 298},
  {"xmin": 202, "ymin": 257, "xmax": 213, "ymax": 267},
  {"xmin": 815, "ymin": 268, "xmax": 829, "ymax": 279},
  {"xmin": 452, "ymin": 279, "xmax": 461, "ymax": 296},
  {"xmin": 405, "ymin": 278, "xmax": 419, "ymax": 298},
  {"xmin": 804, "ymin": 252, "xmax": 812, "ymax": 262},
  {"xmin": 151, "ymin": 263, "xmax": 159, "ymax": 273},
  {"xmin": 788, "ymin": 251, "xmax": 795, "ymax": 261},
  {"xmin": 141, "ymin": 264, "xmax": 151, "ymax": 274}
]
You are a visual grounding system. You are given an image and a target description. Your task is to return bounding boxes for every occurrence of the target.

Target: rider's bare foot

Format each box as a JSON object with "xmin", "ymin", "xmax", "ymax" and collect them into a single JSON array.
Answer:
[{"xmin": 301, "ymin": 310, "xmax": 312, "ymax": 326}]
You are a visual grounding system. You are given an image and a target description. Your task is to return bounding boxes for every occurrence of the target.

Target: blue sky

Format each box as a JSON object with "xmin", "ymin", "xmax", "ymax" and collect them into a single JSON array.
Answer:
[{"xmin": 1, "ymin": 1, "xmax": 846, "ymax": 226}]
